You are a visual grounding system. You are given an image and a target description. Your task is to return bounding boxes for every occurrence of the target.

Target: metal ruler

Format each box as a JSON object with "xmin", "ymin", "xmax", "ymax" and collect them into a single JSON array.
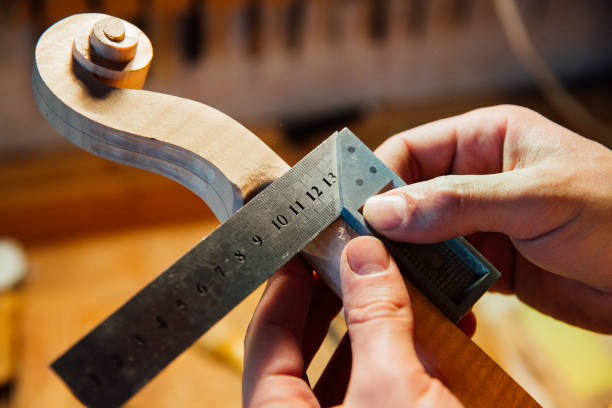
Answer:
[{"xmin": 52, "ymin": 128, "xmax": 500, "ymax": 407}]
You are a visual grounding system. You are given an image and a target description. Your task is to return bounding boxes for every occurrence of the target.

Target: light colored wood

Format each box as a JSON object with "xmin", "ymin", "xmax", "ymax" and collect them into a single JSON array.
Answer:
[
  {"xmin": 32, "ymin": 13, "xmax": 539, "ymax": 407},
  {"xmin": 303, "ymin": 222, "xmax": 541, "ymax": 407},
  {"xmin": 0, "ymin": 291, "xmax": 19, "ymax": 387},
  {"xmin": 71, "ymin": 15, "xmax": 152, "ymax": 89},
  {"xmin": 89, "ymin": 18, "xmax": 138, "ymax": 63},
  {"xmin": 35, "ymin": 13, "xmax": 287, "ymax": 222}
]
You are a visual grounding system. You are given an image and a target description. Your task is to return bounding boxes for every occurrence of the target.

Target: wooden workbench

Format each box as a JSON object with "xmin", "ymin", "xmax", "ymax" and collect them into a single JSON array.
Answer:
[{"xmin": 13, "ymin": 220, "xmax": 245, "ymax": 407}]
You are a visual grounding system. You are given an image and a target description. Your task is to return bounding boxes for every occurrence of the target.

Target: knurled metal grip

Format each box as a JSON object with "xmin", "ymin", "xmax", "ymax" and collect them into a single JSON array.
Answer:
[
  {"xmin": 336, "ymin": 128, "xmax": 500, "ymax": 322},
  {"xmin": 52, "ymin": 129, "xmax": 500, "ymax": 407}
]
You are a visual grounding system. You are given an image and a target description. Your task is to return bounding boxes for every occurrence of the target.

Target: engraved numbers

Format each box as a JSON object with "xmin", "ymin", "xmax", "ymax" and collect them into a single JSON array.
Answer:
[
  {"xmin": 105, "ymin": 168, "xmax": 340, "ymax": 378},
  {"xmin": 289, "ymin": 200, "xmax": 305, "ymax": 215},
  {"xmin": 305, "ymin": 186, "xmax": 323, "ymax": 201},
  {"xmin": 215, "ymin": 265, "xmax": 225, "ymax": 277},
  {"xmin": 271, "ymin": 214, "xmax": 289, "ymax": 230},
  {"xmin": 271, "ymin": 171, "xmax": 336, "ymax": 231},
  {"xmin": 234, "ymin": 250, "xmax": 246, "ymax": 262}
]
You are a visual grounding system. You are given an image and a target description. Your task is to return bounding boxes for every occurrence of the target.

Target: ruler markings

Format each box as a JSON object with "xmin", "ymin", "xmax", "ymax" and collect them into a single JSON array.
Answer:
[{"xmin": 52, "ymin": 129, "xmax": 500, "ymax": 408}]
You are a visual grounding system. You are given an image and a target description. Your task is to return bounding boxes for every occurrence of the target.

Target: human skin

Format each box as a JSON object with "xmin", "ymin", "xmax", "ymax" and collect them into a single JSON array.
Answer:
[
  {"xmin": 365, "ymin": 105, "xmax": 612, "ymax": 333},
  {"xmin": 242, "ymin": 105, "xmax": 612, "ymax": 407}
]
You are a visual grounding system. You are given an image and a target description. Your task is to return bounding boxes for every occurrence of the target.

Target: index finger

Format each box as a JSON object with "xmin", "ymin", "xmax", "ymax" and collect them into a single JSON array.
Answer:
[
  {"xmin": 242, "ymin": 257, "xmax": 316, "ymax": 408},
  {"xmin": 374, "ymin": 105, "xmax": 525, "ymax": 183}
]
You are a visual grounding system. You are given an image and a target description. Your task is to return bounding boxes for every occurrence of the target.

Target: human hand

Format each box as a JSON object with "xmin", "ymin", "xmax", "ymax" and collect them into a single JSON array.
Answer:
[
  {"xmin": 364, "ymin": 105, "xmax": 612, "ymax": 333},
  {"xmin": 243, "ymin": 237, "xmax": 463, "ymax": 408}
]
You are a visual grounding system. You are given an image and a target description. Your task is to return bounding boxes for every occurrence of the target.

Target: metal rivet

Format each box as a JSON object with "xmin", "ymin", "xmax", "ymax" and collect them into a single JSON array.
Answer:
[
  {"xmin": 356, "ymin": 178, "xmax": 363, "ymax": 186},
  {"xmin": 347, "ymin": 146, "xmax": 355, "ymax": 153},
  {"xmin": 369, "ymin": 166, "xmax": 377, "ymax": 173}
]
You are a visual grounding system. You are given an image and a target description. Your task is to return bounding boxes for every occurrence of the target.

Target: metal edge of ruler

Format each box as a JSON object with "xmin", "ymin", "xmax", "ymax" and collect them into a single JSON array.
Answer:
[
  {"xmin": 51, "ymin": 128, "xmax": 500, "ymax": 407},
  {"xmin": 51, "ymin": 131, "xmax": 345, "ymax": 407},
  {"xmin": 336, "ymin": 128, "xmax": 500, "ymax": 323}
]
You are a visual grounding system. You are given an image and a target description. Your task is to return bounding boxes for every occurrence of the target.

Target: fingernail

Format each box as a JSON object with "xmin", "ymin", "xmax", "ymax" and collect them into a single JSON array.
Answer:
[
  {"xmin": 346, "ymin": 237, "xmax": 389, "ymax": 275},
  {"xmin": 363, "ymin": 194, "xmax": 406, "ymax": 231}
]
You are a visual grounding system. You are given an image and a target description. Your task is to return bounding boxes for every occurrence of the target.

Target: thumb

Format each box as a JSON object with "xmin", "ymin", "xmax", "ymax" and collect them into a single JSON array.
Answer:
[
  {"xmin": 362, "ymin": 169, "xmax": 560, "ymax": 242},
  {"xmin": 340, "ymin": 237, "xmax": 461, "ymax": 407}
]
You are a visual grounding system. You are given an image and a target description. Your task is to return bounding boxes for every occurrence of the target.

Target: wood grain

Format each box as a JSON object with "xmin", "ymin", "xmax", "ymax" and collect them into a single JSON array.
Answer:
[
  {"xmin": 34, "ymin": 13, "xmax": 288, "ymax": 222},
  {"xmin": 32, "ymin": 13, "xmax": 539, "ymax": 407},
  {"xmin": 0, "ymin": 148, "xmax": 214, "ymax": 242}
]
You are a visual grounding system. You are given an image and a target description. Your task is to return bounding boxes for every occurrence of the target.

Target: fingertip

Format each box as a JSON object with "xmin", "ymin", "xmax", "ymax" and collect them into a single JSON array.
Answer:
[
  {"xmin": 340, "ymin": 236, "xmax": 417, "ymax": 364},
  {"xmin": 363, "ymin": 194, "xmax": 407, "ymax": 232},
  {"xmin": 345, "ymin": 236, "xmax": 390, "ymax": 276},
  {"xmin": 340, "ymin": 236, "xmax": 408, "ymax": 308},
  {"xmin": 363, "ymin": 185, "xmax": 444, "ymax": 243}
]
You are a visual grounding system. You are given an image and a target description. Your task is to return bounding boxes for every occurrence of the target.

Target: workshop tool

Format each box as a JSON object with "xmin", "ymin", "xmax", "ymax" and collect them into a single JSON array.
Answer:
[{"xmin": 33, "ymin": 13, "xmax": 540, "ymax": 408}]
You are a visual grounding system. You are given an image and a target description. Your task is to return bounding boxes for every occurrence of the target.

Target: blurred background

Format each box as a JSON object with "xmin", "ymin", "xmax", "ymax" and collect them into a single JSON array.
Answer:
[{"xmin": 1, "ymin": 0, "xmax": 611, "ymax": 407}]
